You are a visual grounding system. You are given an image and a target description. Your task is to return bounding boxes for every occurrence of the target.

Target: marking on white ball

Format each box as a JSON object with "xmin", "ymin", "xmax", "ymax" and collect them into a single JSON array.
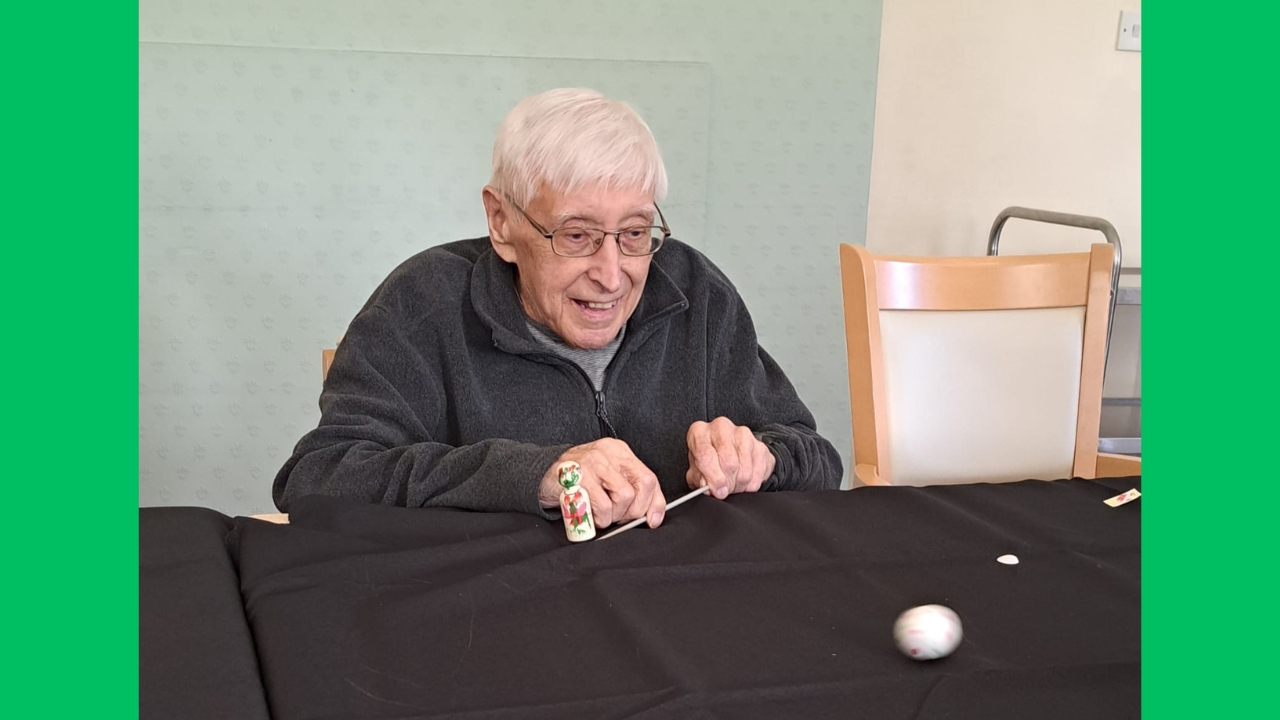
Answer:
[{"xmin": 997, "ymin": 554, "xmax": 1019, "ymax": 565}]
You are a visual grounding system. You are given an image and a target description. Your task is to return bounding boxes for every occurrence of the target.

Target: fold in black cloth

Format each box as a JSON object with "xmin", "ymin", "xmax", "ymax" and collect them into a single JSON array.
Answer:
[
  {"xmin": 140, "ymin": 507, "xmax": 271, "ymax": 720},
  {"xmin": 230, "ymin": 477, "xmax": 1140, "ymax": 720}
]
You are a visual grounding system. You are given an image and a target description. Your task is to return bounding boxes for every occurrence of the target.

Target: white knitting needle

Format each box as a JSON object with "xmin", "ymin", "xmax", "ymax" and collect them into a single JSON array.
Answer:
[{"xmin": 596, "ymin": 485, "xmax": 711, "ymax": 541}]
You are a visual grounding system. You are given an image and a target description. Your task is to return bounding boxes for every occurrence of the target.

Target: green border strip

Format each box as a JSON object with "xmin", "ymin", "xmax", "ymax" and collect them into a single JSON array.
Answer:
[
  {"xmin": 1146, "ymin": 3, "xmax": 1276, "ymax": 717},
  {"xmin": 3, "ymin": 4, "xmax": 138, "ymax": 718}
]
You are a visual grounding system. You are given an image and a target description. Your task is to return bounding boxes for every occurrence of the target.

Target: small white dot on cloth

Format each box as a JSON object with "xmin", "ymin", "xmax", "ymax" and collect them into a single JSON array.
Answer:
[{"xmin": 997, "ymin": 554, "xmax": 1019, "ymax": 565}]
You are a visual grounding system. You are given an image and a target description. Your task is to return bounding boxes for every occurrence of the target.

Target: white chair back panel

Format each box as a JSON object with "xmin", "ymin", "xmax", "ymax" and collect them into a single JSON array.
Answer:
[{"xmin": 879, "ymin": 307, "xmax": 1085, "ymax": 486}]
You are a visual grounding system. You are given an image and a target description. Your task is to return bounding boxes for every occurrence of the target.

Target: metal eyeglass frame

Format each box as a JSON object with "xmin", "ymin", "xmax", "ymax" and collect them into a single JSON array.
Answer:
[{"xmin": 504, "ymin": 194, "xmax": 671, "ymax": 258}]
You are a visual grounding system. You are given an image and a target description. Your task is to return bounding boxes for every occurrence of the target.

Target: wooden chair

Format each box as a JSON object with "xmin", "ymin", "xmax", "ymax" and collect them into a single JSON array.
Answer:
[
  {"xmin": 320, "ymin": 332, "xmax": 347, "ymax": 380},
  {"xmin": 839, "ymin": 243, "xmax": 1140, "ymax": 487},
  {"xmin": 322, "ymin": 348, "xmax": 336, "ymax": 381}
]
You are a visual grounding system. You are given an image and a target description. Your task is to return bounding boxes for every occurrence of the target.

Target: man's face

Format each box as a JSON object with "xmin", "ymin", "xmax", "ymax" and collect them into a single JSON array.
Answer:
[{"xmin": 487, "ymin": 184, "xmax": 657, "ymax": 350}]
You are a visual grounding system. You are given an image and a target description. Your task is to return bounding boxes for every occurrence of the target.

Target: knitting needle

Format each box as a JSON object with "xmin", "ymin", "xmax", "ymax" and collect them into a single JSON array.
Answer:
[{"xmin": 596, "ymin": 485, "xmax": 711, "ymax": 541}]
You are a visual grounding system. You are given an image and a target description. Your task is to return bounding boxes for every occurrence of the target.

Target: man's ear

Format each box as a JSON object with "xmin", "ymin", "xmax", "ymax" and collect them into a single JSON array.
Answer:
[{"xmin": 482, "ymin": 186, "xmax": 518, "ymax": 263}]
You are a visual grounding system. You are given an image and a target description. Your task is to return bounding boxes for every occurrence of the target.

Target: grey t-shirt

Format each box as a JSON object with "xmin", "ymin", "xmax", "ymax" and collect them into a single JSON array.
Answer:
[{"xmin": 525, "ymin": 320, "xmax": 624, "ymax": 392}]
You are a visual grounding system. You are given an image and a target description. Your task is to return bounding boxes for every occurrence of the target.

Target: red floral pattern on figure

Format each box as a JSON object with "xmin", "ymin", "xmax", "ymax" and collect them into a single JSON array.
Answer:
[
  {"xmin": 564, "ymin": 490, "xmax": 589, "ymax": 528},
  {"xmin": 558, "ymin": 461, "xmax": 595, "ymax": 541}
]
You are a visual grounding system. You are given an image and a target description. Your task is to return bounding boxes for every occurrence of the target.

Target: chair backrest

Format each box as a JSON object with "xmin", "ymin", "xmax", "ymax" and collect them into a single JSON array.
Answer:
[
  {"xmin": 321, "ymin": 348, "xmax": 335, "ymax": 381},
  {"xmin": 839, "ymin": 243, "xmax": 1114, "ymax": 486},
  {"xmin": 321, "ymin": 334, "xmax": 344, "ymax": 382}
]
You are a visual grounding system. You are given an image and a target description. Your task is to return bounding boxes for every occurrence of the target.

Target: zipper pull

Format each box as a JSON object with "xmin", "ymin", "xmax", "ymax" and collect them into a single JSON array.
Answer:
[{"xmin": 595, "ymin": 391, "xmax": 619, "ymax": 438}]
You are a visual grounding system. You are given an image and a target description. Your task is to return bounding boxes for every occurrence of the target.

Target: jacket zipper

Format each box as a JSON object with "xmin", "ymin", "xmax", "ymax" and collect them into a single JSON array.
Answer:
[
  {"xmin": 526, "ymin": 352, "xmax": 619, "ymax": 440},
  {"xmin": 595, "ymin": 390, "xmax": 618, "ymax": 439},
  {"xmin": 494, "ymin": 273, "xmax": 687, "ymax": 442}
]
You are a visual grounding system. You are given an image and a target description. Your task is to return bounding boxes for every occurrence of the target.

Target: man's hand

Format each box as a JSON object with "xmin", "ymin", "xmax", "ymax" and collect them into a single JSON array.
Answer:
[
  {"xmin": 686, "ymin": 417, "xmax": 776, "ymax": 499},
  {"xmin": 539, "ymin": 438, "xmax": 667, "ymax": 529}
]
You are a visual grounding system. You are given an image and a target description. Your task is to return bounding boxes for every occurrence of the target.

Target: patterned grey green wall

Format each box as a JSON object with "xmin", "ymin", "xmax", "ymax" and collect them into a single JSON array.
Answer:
[{"xmin": 139, "ymin": 0, "xmax": 883, "ymax": 514}]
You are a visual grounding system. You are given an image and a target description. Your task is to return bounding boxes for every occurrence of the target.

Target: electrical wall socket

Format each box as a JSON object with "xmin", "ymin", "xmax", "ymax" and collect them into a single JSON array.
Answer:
[{"xmin": 1117, "ymin": 11, "xmax": 1141, "ymax": 52}]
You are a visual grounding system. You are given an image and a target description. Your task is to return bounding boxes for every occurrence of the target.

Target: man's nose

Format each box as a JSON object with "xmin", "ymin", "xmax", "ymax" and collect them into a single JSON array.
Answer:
[{"xmin": 585, "ymin": 234, "xmax": 624, "ymax": 291}]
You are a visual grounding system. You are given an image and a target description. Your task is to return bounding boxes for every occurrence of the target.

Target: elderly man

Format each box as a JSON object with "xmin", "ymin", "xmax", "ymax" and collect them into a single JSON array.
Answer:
[{"xmin": 273, "ymin": 88, "xmax": 842, "ymax": 529}]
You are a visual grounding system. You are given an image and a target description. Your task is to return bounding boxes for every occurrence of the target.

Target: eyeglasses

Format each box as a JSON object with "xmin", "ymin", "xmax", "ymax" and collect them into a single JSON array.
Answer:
[{"xmin": 505, "ymin": 194, "xmax": 671, "ymax": 258}]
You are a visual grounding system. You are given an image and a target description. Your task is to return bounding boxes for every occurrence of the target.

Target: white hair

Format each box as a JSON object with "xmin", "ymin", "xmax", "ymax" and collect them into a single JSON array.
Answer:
[{"xmin": 489, "ymin": 88, "xmax": 669, "ymax": 207}]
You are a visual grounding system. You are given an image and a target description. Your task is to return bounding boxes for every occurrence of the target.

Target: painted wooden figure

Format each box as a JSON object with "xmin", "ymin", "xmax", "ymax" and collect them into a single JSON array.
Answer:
[{"xmin": 558, "ymin": 461, "xmax": 595, "ymax": 542}]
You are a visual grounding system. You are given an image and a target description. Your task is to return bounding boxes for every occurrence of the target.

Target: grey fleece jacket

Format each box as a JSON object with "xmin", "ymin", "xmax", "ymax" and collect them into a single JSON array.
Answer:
[{"xmin": 272, "ymin": 237, "xmax": 843, "ymax": 516}]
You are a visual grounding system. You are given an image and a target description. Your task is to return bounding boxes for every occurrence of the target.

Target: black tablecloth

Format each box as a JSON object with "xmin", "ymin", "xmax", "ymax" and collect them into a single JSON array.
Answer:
[
  {"xmin": 139, "ymin": 507, "xmax": 271, "ymax": 720},
  {"xmin": 142, "ymin": 477, "xmax": 1140, "ymax": 720}
]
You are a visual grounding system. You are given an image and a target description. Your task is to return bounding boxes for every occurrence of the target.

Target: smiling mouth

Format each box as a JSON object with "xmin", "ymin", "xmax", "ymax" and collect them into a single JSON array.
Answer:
[{"xmin": 574, "ymin": 299, "xmax": 619, "ymax": 310}]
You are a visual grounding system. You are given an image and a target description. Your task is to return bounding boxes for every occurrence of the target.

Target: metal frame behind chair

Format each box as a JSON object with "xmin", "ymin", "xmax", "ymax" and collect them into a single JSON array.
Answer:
[{"xmin": 987, "ymin": 207, "xmax": 1122, "ymax": 364}]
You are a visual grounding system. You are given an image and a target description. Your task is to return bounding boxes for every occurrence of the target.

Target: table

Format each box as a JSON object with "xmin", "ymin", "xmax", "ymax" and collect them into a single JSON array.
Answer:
[{"xmin": 141, "ymin": 476, "xmax": 1140, "ymax": 720}]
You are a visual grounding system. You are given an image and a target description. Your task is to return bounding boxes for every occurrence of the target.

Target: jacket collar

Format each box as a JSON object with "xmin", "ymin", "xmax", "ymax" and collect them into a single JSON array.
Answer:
[{"xmin": 470, "ymin": 239, "xmax": 689, "ymax": 355}]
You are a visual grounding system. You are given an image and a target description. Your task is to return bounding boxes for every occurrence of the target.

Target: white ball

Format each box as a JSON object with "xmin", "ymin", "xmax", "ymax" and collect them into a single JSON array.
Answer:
[{"xmin": 893, "ymin": 604, "xmax": 963, "ymax": 660}]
